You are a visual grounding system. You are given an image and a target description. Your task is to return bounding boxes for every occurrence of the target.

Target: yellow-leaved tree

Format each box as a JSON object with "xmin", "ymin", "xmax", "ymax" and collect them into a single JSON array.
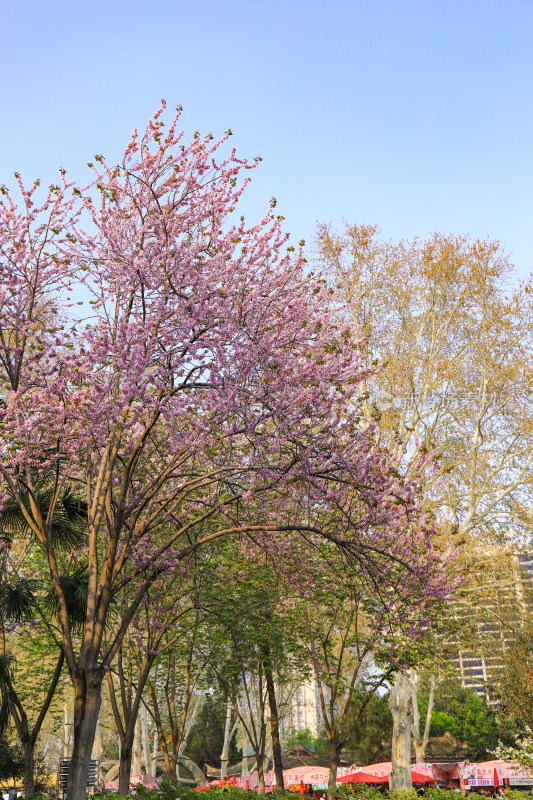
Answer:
[{"xmin": 317, "ymin": 223, "xmax": 533, "ymax": 787}]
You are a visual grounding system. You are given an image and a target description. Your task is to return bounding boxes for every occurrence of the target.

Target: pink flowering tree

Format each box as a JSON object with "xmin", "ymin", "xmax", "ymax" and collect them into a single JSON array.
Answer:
[{"xmin": 0, "ymin": 104, "xmax": 455, "ymax": 800}]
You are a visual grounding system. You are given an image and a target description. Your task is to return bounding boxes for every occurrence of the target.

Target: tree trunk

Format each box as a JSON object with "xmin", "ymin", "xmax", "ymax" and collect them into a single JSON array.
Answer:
[
  {"xmin": 327, "ymin": 739, "xmax": 339, "ymax": 800},
  {"xmin": 132, "ymin": 714, "xmax": 142, "ymax": 776},
  {"xmin": 263, "ymin": 653, "xmax": 284, "ymax": 790},
  {"xmin": 92, "ymin": 709, "xmax": 102, "ymax": 761},
  {"xmin": 10, "ymin": 709, "xmax": 33, "ymax": 800},
  {"xmin": 118, "ymin": 734, "xmax": 134, "ymax": 796},
  {"xmin": 175, "ymin": 692, "xmax": 204, "ymax": 780},
  {"xmin": 175, "ymin": 755, "xmax": 207, "ymax": 786},
  {"xmin": 23, "ymin": 739, "xmax": 35, "ymax": 800},
  {"xmin": 141, "ymin": 704, "xmax": 153, "ymax": 775},
  {"xmin": 145, "ymin": 650, "xmax": 204, "ymax": 785},
  {"xmin": 152, "ymin": 725, "xmax": 159, "ymax": 776},
  {"xmin": 410, "ymin": 670, "xmax": 435, "ymax": 763},
  {"xmin": 106, "ymin": 648, "xmax": 157, "ymax": 793},
  {"xmin": 63, "ymin": 701, "xmax": 70, "ymax": 759},
  {"xmin": 389, "ymin": 672, "xmax": 412, "ymax": 790},
  {"xmin": 256, "ymin": 748, "xmax": 265, "ymax": 794},
  {"xmin": 220, "ymin": 699, "xmax": 232, "ymax": 780},
  {"xmin": 242, "ymin": 725, "xmax": 249, "ymax": 779},
  {"xmin": 67, "ymin": 669, "xmax": 104, "ymax": 800}
]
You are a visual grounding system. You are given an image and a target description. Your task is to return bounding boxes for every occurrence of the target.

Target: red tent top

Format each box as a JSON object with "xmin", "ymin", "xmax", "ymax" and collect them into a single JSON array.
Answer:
[
  {"xmin": 338, "ymin": 772, "xmax": 388, "ymax": 784},
  {"xmin": 411, "ymin": 771, "xmax": 435, "ymax": 785}
]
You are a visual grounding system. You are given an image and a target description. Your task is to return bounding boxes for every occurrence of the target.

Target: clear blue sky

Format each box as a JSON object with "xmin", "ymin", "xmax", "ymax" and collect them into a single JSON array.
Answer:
[{"xmin": 2, "ymin": 0, "xmax": 532, "ymax": 274}]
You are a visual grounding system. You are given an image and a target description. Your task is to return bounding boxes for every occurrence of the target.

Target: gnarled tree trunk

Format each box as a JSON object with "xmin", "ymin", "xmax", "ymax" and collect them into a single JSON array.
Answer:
[
  {"xmin": 176, "ymin": 755, "xmax": 208, "ymax": 785},
  {"xmin": 389, "ymin": 672, "xmax": 412, "ymax": 790}
]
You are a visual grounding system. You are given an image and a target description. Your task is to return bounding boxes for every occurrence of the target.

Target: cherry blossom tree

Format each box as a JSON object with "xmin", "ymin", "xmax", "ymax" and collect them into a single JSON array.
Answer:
[{"xmin": 0, "ymin": 104, "xmax": 455, "ymax": 800}]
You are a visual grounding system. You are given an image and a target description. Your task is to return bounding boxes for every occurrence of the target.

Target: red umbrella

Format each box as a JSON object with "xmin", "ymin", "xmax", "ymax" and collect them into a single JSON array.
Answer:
[
  {"xmin": 338, "ymin": 772, "xmax": 388, "ymax": 784},
  {"xmin": 300, "ymin": 780, "xmax": 305, "ymax": 797},
  {"xmin": 245, "ymin": 780, "xmax": 250, "ymax": 791},
  {"xmin": 494, "ymin": 769, "xmax": 500, "ymax": 789},
  {"xmin": 411, "ymin": 772, "xmax": 435, "ymax": 785}
]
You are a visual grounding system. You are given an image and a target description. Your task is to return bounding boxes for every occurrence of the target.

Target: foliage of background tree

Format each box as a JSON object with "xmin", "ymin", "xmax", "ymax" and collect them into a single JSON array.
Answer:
[
  {"xmin": 317, "ymin": 221, "xmax": 533, "ymax": 787},
  {"xmin": 496, "ymin": 624, "xmax": 533, "ymax": 743},
  {"xmin": 317, "ymin": 223, "xmax": 533, "ymax": 542},
  {"xmin": 419, "ymin": 678, "xmax": 499, "ymax": 758},
  {"xmin": 186, "ymin": 695, "xmax": 240, "ymax": 772},
  {"xmin": 0, "ymin": 735, "xmax": 24, "ymax": 782},
  {"xmin": 0, "ymin": 469, "xmax": 89, "ymax": 797},
  {"xmin": 343, "ymin": 694, "xmax": 393, "ymax": 766},
  {"xmin": 284, "ymin": 728, "xmax": 329, "ymax": 760}
]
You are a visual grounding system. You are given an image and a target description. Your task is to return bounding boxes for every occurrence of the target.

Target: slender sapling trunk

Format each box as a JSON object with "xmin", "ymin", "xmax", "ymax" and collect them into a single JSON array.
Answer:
[{"xmin": 263, "ymin": 652, "xmax": 284, "ymax": 790}]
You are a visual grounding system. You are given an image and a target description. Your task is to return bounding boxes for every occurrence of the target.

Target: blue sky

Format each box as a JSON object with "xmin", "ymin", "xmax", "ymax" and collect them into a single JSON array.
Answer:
[{"xmin": 2, "ymin": 0, "xmax": 532, "ymax": 274}]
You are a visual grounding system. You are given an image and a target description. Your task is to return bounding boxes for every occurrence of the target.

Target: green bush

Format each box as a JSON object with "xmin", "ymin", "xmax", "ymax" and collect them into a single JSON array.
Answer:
[
  {"xmin": 387, "ymin": 790, "xmax": 418, "ymax": 800},
  {"xmin": 421, "ymin": 789, "xmax": 453, "ymax": 800},
  {"xmin": 97, "ymin": 780, "xmax": 533, "ymax": 800},
  {"xmin": 502, "ymin": 793, "xmax": 533, "ymax": 800}
]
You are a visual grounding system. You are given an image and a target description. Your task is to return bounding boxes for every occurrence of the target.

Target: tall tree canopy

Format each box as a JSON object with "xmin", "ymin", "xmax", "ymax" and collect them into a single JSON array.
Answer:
[
  {"xmin": 317, "ymin": 222, "xmax": 532, "ymax": 787},
  {"xmin": 0, "ymin": 108, "xmax": 455, "ymax": 799}
]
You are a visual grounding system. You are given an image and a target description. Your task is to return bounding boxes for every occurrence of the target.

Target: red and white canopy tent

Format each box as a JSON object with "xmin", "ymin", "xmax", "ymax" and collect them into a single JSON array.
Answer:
[
  {"xmin": 360, "ymin": 762, "xmax": 435, "ymax": 785},
  {"xmin": 235, "ymin": 765, "xmax": 355, "ymax": 791},
  {"xmin": 235, "ymin": 762, "xmax": 437, "ymax": 791},
  {"xmin": 458, "ymin": 760, "xmax": 533, "ymax": 789},
  {"xmin": 411, "ymin": 772, "xmax": 436, "ymax": 785},
  {"xmin": 338, "ymin": 772, "xmax": 388, "ymax": 785},
  {"xmin": 233, "ymin": 760, "xmax": 533, "ymax": 793}
]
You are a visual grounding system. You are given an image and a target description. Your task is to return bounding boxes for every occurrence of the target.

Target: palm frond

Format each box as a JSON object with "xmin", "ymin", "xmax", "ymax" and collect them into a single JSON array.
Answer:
[
  {"xmin": 43, "ymin": 566, "xmax": 89, "ymax": 631},
  {"xmin": 0, "ymin": 483, "xmax": 88, "ymax": 549},
  {"xmin": 0, "ymin": 579, "xmax": 38, "ymax": 623},
  {"xmin": 0, "ymin": 499, "xmax": 30, "ymax": 542},
  {"xmin": 0, "ymin": 695, "xmax": 11, "ymax": 735},
  {"xmin": 0, "ymin": 654, "xmax": 15, "ymax": 735},
  {"xmin": 49, "ymin": 489, "xmax": 88, "ymax": 548}
]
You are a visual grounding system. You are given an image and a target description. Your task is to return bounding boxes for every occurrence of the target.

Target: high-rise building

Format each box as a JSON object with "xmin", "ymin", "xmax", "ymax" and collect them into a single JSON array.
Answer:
[
  {"xmin": 282, "ymin": 679, "xmax": 323, "ymax": 736},
  {"xmin": 450, "ymin": 542, "xmax": 533, "ymax": 699}
]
